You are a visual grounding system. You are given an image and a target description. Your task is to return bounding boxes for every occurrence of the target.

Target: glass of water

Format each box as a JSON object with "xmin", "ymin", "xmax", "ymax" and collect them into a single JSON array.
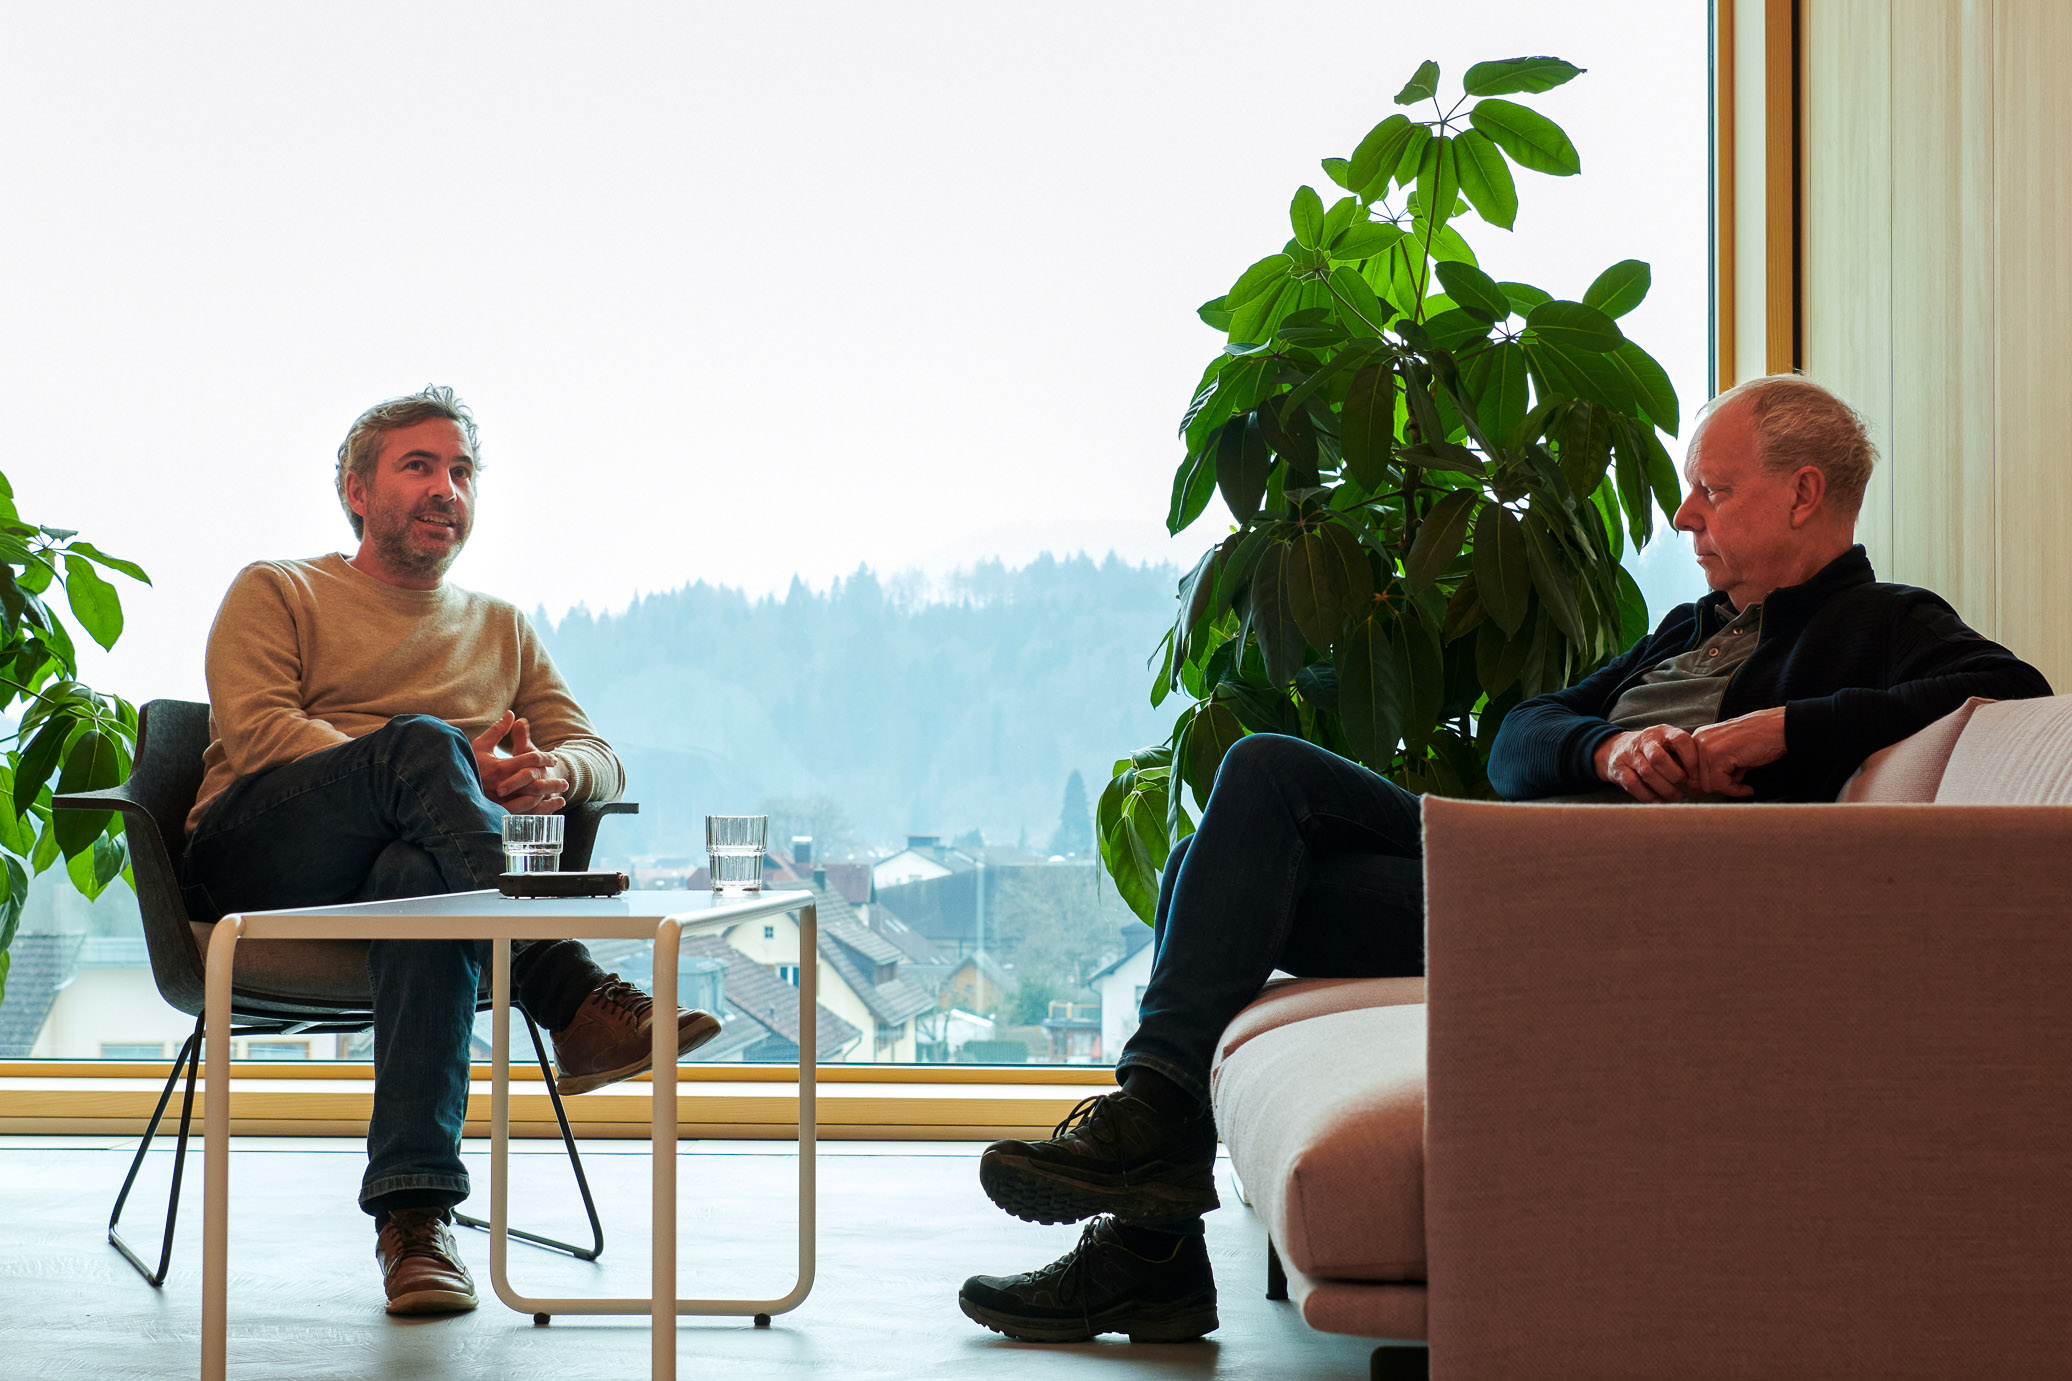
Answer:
[
  {"xmin": 502, "ymin": 814, "xmax": 564, "ymax": 873},
  {"xmin": 705, "ymin": 814, "xmax": 768, "ymax": 893}
]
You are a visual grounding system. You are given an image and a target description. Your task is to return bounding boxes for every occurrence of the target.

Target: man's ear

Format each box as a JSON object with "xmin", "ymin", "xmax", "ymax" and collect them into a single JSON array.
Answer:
[
  {"xmin": 344, "ymin": 469, "xmax": 370, "ymax": 519},
  {"xmin": 1788, "ymin": 465, "xmax": 1828, "ymax": 528}
]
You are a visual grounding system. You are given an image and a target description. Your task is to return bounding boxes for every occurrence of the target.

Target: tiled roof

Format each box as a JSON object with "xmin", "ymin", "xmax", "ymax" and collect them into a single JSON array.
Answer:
[
  {"xmin": 869, "ymin": 911, "xmax": 946, "ymax": 965},
  {"xmin": 814, "ymin": 892, "xmax": 934, "ymax": 1026},
  {"xmin": 0, "ymin": 933, "xmax": 84, "ymax": 1057},
  {"xmin": 678, "ymin": 934, "xmax": 860, "ymax": 1060}
]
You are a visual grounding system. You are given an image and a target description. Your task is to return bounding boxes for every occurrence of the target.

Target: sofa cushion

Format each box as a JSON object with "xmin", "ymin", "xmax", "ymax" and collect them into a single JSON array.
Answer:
[
  {"xmin": 1214, "ymin": 975, "xmax": 1427, "ymax": 1067},
  {"xmin": 1212, "ymin": 1002, "xmax": 1426, "ymax": 1283},
  {"xmin": 1936, "ymin": 694, "xmax": 2072, "ymax": 804},
  {"xmin": 1838, "ymin": 696, "xmax": 1992, "ymax": 802}
]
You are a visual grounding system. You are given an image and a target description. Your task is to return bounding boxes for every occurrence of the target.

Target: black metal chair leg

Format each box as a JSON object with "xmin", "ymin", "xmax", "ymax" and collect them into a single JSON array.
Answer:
[
  {"xmin": 455, "ymin": 1011, "xmax": 605, "ymax": 1261},
  {"xmin": 1370, "ymin": 1343, "xmax": 1430, "ymax": 1380},
  {"xmin": 108, "ymin": 1018, "xmax": 204, "ymax": 1287},
  {"xmin": 1266, "ymin": 1235, "xmax": 1289, "ymax": 1300}
]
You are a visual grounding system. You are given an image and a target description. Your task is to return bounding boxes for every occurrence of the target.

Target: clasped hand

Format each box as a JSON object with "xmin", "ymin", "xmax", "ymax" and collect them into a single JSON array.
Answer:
[
  {"xmin": 471, "ymin": 711, "xmax": 569, "ymax": 814},
  {"xmin": 1591, "ymin": 707, "xmax": 1788, "ymax": 803}
]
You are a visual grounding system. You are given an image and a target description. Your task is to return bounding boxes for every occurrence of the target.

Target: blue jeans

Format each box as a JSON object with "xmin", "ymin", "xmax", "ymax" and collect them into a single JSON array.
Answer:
[
  {"xmin": 1116, "ymin": 734, "xmax": 1427, "ymax": 1104},
  {"xmin": 185, "ymin": 715, "xmax": 592, "ymax": 1215}
]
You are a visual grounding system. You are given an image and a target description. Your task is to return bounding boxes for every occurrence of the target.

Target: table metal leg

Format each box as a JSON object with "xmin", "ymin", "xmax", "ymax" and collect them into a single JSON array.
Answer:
[
  {"xmin": 201, "ymin": 916, "xmax": 242, "ymax": 1381},
  {"xmin": 653, "ymin": 916, "xmax": 680, "ymax": 1380},
  {"xmin": 489, "ymin": 938, "xmax": 515, "ymax": 1312}
]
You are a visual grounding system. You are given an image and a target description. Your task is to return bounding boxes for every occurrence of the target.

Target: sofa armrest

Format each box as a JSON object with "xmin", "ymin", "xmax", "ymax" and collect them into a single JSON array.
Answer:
[{"xmin": 1421, "ymin": 799, "xmax": 2072, "ymax": 1381}]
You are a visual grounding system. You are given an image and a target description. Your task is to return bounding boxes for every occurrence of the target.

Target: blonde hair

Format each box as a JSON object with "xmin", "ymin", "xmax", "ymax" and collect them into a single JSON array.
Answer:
[{"xmin": 1692, "ymin": 373, "xmax": 1877, "ymax": 515}]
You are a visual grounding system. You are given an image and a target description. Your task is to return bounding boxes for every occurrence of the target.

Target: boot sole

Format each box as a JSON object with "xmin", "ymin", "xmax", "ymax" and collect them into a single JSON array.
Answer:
[
  {"xmin": 957, "ymin": 1290, "xmax": 1218, "ymax": 1343},
  {"xmin": 555, "ymin": 1011, "xmax": 723, "ymax": 1096},
  {"xmin": 978, "ymin": 1148, "xmax": 1220, "ymax": 1226},
  {"xmin": 385, "ymin": 1287, "xmax": 479, "ymax": 1316}
]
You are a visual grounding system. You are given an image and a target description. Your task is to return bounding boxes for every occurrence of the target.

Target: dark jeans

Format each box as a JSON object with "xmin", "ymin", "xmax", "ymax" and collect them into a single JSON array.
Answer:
[
  {"xmin": 185, "ymin": 715, "xmax": 599, "ymax": 1215},
  {"xmin": 1116, "ymin": 734, "xmax": 1427, "ymax": 1105}
]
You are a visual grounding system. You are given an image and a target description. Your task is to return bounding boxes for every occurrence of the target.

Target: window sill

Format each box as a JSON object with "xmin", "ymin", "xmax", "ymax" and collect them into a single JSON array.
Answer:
[{"xmin": 0, "ymin": 1061, "xmax": 1115, "ymax": 1140}]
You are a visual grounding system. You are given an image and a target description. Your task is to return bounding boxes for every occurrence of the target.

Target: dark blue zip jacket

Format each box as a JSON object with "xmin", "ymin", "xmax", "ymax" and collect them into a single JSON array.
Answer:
[{"xmin": 1488, "ymin": 545, "xmax": 2053, "ymax": 802}]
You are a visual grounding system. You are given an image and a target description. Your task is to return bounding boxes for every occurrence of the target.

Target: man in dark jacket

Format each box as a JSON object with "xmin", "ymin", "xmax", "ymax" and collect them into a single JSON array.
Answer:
[{"xmin": 957, "ymin": 374, "xmax": 2051, "ymax": 1344}]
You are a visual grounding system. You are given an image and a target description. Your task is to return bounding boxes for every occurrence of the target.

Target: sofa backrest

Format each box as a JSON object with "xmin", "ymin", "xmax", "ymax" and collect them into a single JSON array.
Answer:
[{"xmin": 1840, "ymin": 693, "xmax": 2072, "ymax": 803}]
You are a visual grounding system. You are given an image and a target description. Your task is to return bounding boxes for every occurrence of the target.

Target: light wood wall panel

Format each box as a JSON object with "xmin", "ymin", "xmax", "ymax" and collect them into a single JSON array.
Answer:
[
  {"xmin": 1992, "ymin": 0, "xmax": 2072, "ymax": 687},
  {"xmin": 1801, "ymin": 0, "xmax": 2072, "ymax": 688}
]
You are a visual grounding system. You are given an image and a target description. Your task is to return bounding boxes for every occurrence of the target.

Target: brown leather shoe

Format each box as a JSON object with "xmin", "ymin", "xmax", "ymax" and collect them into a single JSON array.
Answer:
[
  {"xmin": 376, "ymin": 1208, "xmax": 477, "ymax": 1316},
  {"xmin": 551, "ymin": 972, "xmax": 723, "ymax": 1095}
]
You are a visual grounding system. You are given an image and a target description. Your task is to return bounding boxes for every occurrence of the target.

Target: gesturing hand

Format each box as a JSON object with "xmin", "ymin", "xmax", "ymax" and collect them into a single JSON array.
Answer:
[
  {"xmin": 470, "ymin": 711, "xmax": 570, "ymax": 815},
  {"xmin": 1594, "ymin": 723, "xmax": 1706, "ymax": 803}
]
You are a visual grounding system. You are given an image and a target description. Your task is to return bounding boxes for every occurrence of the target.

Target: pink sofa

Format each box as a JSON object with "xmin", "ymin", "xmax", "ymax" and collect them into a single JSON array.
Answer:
[{"xmin": 1210, "ymin": 695, "xmax": 2072, "ymax": 1380}]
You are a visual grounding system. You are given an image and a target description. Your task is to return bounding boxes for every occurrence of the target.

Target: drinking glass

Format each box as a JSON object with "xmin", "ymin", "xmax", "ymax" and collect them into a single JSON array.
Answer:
[
  {"xmin": 502, "ymin": 814, "xmax": 565, "ymax": 873},
  {"xmin": 705, "ymin": 814, "xmax": 768, "ymax": 893}
]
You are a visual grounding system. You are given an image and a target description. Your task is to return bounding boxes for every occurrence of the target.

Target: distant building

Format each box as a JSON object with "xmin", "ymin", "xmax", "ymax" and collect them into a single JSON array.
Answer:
[{"xmin": 1089, "ymin": 923, "xmax": 1156, "ymax": 1062}]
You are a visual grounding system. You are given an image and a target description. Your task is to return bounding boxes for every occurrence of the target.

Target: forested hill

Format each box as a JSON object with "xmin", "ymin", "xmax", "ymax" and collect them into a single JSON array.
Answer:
[{"xmin": 534, "ymin": 555, "xmax": 1181, "ymax": 858}]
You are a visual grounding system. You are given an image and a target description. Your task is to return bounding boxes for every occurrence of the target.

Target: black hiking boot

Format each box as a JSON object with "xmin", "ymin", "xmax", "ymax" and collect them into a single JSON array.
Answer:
[
  {"xmin": 959, "ymin": 1216, "xmax": 1219, "ymax": 1343},
  {"xmin": 979, "ymin": 1091, "xmax": 1219, "ymax": 1226}
]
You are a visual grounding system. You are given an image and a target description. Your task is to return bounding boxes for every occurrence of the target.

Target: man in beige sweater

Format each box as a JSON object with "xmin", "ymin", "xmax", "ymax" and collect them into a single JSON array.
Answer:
[{"xmin": 184, "ymin": 386, "xmax": 719, "ymax": 1317}]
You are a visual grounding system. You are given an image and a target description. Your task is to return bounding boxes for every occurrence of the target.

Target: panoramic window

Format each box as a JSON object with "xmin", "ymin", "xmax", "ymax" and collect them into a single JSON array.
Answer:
[{"xmin": 0, "ymin": 2, "xmax": 1708, "ymax": 1066}]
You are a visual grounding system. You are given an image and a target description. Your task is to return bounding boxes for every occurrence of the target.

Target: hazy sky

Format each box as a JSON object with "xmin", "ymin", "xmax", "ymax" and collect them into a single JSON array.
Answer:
[{"xmin": 0, "ymin": 1, "xmax": 1708, "ymax": 703}]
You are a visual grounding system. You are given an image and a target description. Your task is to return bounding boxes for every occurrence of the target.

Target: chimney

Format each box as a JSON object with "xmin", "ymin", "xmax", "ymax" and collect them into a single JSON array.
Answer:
[
  {"xmin": 906, "ymin": 833, "xmax": 940, "ymax": 851},
  {"xmin": 813, "ymin": 865, "xmax": 827, "ymax": 891},
  {"xmin": 792, "ymin": 835, "xmax": 813, "ymax": 866}
]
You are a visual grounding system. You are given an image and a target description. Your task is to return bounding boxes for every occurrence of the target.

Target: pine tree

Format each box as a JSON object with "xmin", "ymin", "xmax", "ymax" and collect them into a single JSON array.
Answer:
[{"xmin": 1047, "ymin": 770, "xmax": 1093, "ymax": 856}]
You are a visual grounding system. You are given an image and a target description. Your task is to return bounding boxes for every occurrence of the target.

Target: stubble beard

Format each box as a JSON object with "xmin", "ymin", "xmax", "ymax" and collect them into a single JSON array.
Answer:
[{"xmin": 366, "ymin": 504, "xmax": 468, "ymax": 582}]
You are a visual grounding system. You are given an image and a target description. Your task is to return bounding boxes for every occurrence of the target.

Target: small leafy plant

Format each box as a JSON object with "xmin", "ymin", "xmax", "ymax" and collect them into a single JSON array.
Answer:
[
  {"xmin": 1098, "ymin": 56, "xmax": 1684, "ymax": 921},
  {"xmin": 0, "ymin": 471, "xmax": 148, "ymax": 1003}
]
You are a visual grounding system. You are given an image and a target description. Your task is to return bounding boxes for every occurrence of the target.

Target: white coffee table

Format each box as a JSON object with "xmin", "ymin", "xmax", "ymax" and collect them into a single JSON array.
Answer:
[{"xmin": 199, "ymin": 886, "xmax": 819, "ymax": 1381}]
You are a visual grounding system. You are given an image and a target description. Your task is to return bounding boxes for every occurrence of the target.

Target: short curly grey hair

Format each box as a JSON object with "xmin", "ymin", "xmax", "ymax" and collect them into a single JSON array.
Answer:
[
  {"xmin": 334, "ymin": 385, "xmax": 484, "ymax": 538},
  {"xmin": 1692, "ymin": 373, "xmax": 1877, "ymax": 516}
]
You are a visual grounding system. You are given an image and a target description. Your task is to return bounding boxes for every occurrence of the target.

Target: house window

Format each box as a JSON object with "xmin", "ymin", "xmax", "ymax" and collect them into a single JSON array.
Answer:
[
  {"xmin": 240, "ymin": 1040, "xmax": 311, "ymax": 1060},
  {"xmin": 764, "ymin": 926, "xmax": 775, "ymax": 939},
  {"xmin": 98, "ymin": 1043, "xmax": 166, "ymax": 1060},
  {"xmin": 776, "ymin": 964, "xmax": 800, "ymax": 987}
]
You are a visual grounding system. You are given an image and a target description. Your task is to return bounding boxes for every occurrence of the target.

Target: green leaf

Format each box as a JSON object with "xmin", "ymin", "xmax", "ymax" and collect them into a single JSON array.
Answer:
[
  {"xmin": 13, "ymin": 714, "xmax": 73, "ymax": 820},
  {"xmin": 1612, "ymin": 341, "xmax": 1680, "ymax": 436},
  {"xmin": 1473, "ymin": 505, "xmax": 1532, "ymax": 635},
  {"xmin": 1228, "ymin": 254, "xmax": 1295, "ymax": 307},
  {"xmin": 1393, "ymin": 124, "xmax": 1433, "ymax": 193},
  {"xmin": 1167, "ymin": 443, "xmax": 1218, "ymax": 536},
  {"xmin": 1187, "ymin": 702, "xmax": 1246, "ymax": 806},
  {"xmin": 1641, "ymin": 425, "xmax": 1684, "ymax": 524},
  {"xmin": 1285, "ymin": 529, "xmax": 1350, "ymax": 651},
  {"xmin": 1615, "ymin": 564, "xmax": 1651, "ymax": 647},
  {"xmin": 1475, "ymin": 616, "xmax": 1531, "ymax": 699},
  {"xmin": 1468, "ymin": 98, "xmax": 1582, "ymax": 176},
  {"xmin": 1290, "ymin": 185, "xmax": 1325, "ymax": 249},
  {"xmin": 1319, "ymin": 195, "xmax": 1361, "ymax": 249},
  {"xmin": 1349, "ymin": 115, "xmax": 1418, "ymax": 199},
  {"xmin": 67, "ymin": 541, "xmax": 151, "ymax": 585},
  {"xmin": 1499, "ymin": 280, "xmax": 1552, "ymax": 310},
  {"xmin": 1197, "ymin": 296, "xmax": 1232, "ymax": 331},
  {"xmin": 1396, "ymin": 610, "xmax": 1445, "ymax": 753},
  {"xmin": 1433, "ymin": 260, "xmax": 1510, "ymax": 322},
  {"xmin": 1217, "ymin": 415, "xmax": 1271, "ymax": 523},
  {"xmin": 62, "ymin": 554, "xmax": 123, "ymax": 651},
  {"xmin": 1528, "ymin": 339, "xmax": 1638, "ymax": 416},
  {"xmin": 1463, "ymin": 56, "xmax": 1585, "ymax": 96},
  {"xmin": 53, "ymin": 726, "xmax": 121, "ymax": 857},
  {"xmin": 1330, "ymin": 222, "xmax": 1403, "ymax": 263},
  {"xmin": 1583, "ymin": 259, "xmax": 1651, "ymax": 318},
  {"xmin": 1321, "ymin": 156, "xmax": 1354, "ymax": 190},
  {"xmin": 1525, "ymin": 299, "xmax": 1625, "ymax": 353},
  {"xmin": 1405, "ymin": 489, "xmax": 1478, "ymax": 591},
  {"xmin": 1327, "ymin": 264, "xmax": 1391, "ymax": 336},
  {"xmin": 1420, "ymin": 309, "xmax": 1492, "ymax": 354},
  {"xmin": 1520, "ymin": 514, "xmax": 1585, "ymax": 643},
  {"xmin": 1395, "ymin": 59, "xmax": 1441, "ymax": 105},
  {"xmin": 1465, "ymin": 341, "xmax": 1531, "ymax": 446},
  {"xmin": 1339, "ymin": 364, "xmax": 1397, "ymax": 491},
  {"xmin": 1336, "ymin": 616, "xmax": 1405, "ymax": 769},
  {"xmin": 30, "ymin": 812, "xmax": 59, "ymax": 874},
  {"xmin": 1452, "ymin": 129, "xmax": 1518, "ymax": 230},
  {"xmin": 1248, "ymin": 541, "xmax": 1307, "ymax": 686},
  {"xmin": 1415, "ymin": 136, "xmax": 1459, "ymax": 232},
  {"xmin": 1097, "ymin": 750, "xmax": 1174, "ymax": 923}
]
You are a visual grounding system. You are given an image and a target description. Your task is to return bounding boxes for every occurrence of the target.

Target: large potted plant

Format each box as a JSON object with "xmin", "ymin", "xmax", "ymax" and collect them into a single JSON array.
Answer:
[
  {"xmin": 0, "ymin": 471, "xmax": 147, "ymax": 1003},
  {"xmin": 1098, "ymin": 56, "xmax": 1684, "ymax": 920}
]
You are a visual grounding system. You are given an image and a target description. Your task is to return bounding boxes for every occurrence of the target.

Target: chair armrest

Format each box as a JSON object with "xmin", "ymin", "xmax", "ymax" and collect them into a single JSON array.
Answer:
[
  {"xmin": 563, "ymin": 799, "xmax": 638, "ymax": 872},
  {"xmin": 1420, "ymin": 798, "xmax": 2072, "ymax": 1379}
]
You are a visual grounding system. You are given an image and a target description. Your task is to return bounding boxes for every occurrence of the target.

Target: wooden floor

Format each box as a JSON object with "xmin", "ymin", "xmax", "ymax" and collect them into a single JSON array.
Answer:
[{"xmin": 0, "ymin": 1135, "xmax": 1382, "ymax": 1380}]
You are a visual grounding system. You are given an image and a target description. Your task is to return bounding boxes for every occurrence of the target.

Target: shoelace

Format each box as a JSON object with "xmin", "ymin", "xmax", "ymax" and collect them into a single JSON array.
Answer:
[
  {"xmin": 1024, "ymin": 1217, "xmax": 1107, "ymax": 1334},
  {"xmin": 382, "ymin": 1216, "xmax": 459, "ymax": 1268},
  {"xmin": 1050, "ymin": 1093, "xmax": 1113, "ymax": 1142},
  {"xmin": 591, "ymin": 974, "xmax": 654, "ymax": 1020}
]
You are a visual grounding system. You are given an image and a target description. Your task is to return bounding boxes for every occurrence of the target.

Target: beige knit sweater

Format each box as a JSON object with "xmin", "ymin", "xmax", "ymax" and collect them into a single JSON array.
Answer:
[{"xmin": 189, "ymin": 554, "xmax": 623, "ymax": 835}]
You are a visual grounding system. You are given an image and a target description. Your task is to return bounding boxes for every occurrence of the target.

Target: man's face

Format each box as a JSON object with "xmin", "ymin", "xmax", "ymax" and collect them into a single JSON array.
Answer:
[
  {"xmin": 1672, "ymin": 399, "xmax": 1806, "ymax": 609},
  {"xmin": 346, "ymin": 418, "xmax": 476, "ymax": 583}
]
